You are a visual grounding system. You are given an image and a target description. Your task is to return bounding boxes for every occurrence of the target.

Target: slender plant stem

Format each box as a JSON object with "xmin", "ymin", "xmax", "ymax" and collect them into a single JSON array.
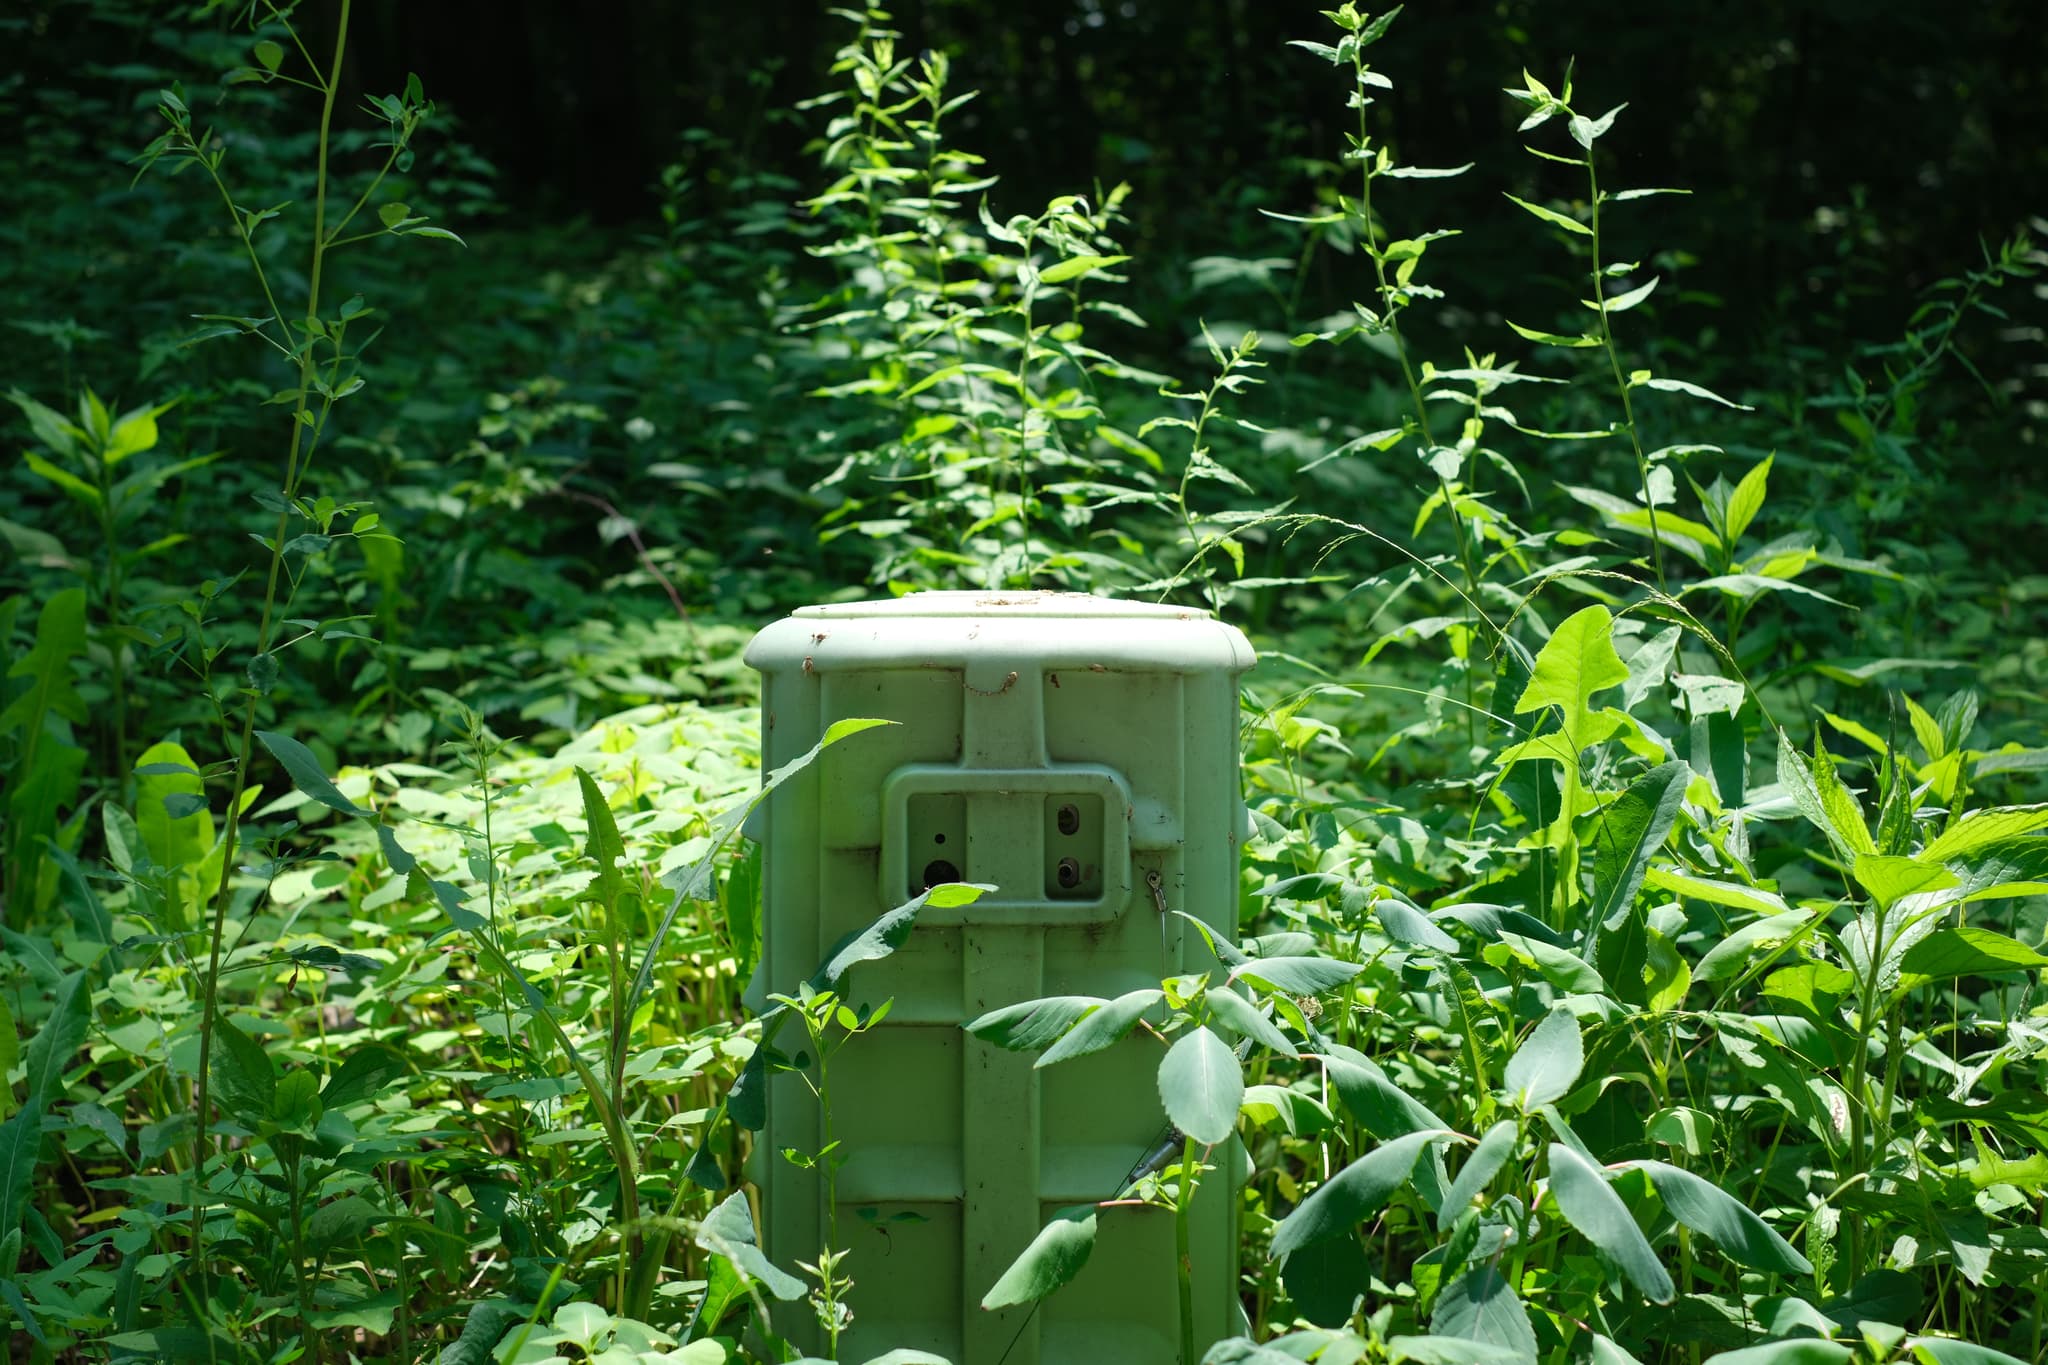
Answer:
[
  {"xmin": 1175, "ymin": 1135, "xmax": 1199, "ymax": 1365},
  {"xmin": 1352, "ymin": 67, "xmax": 1485, "ymax": 759},
  {"xmin": 1844, "ymin": 897, "xmax": 1887, "ymax": 1283},
  {"xmin": 1583, "ymin": 147, "xmax": 1666, "ymax": 591},
  {"xmin": 189, "ymin": 0, "xmax": 352, "ymax": 1288}
]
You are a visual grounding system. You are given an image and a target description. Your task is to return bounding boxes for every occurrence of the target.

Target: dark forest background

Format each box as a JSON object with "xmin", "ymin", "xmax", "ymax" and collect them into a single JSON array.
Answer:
[{"xmin": 7, "ymin": 0, "xmax": 2046, "ymax": 377}]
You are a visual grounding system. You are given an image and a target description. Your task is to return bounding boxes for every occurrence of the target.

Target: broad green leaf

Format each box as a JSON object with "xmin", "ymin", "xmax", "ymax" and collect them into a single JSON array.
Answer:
[
  {"xmin": 1589, "ymin": 276, "xmax": 1658, "ymax": 314},
  {"xmin": 321, "ymin": 1043, "xmax": 411, "ymax": 1111},
  {"xmin": 23, "ymin": 972, "xmax": 89, "ymax": 1111},
  {"xmin": 1503, "ymin": 192, "xmax": 1591, "ymax": 236},
  {"xmin": 980, "ymin": 1204, "xmax": 1097, "ymax": 1309},
  {"xmin": 1570, "ymin": 103, "xmax": 1626, "ymax": 148},
  {"xmin": 1851, "ymin": 854, "xmax": 1955, "ymax": 910},
  {"xmin": 252, "ymin": 39, "xmax": 283, "ymax": 71},
  {"xmin": 575, "ymin": 767, "xmax": 626, "ymax": 907},
  {"xmin": 1632, "ymin": 1160, "xmax": 1811, "ymax": 1273},
  {"xmin": 1562, "ymin": 485, "xmax": 1719, "ymax": 563},
  {"xmin": 1503, "ymin": 1006, "xmax": 1582, "ymax": 1111},
  {"xmin": 1328, "ymin": 1052, "xmax": 1455, "ymax": 1143},
  {"xmin": 1821, "ymin": 711, "xmax": 1889, "ymax": 757},
  {"xmin": 1375, "ymin": 901, "xmax": 1460, "ymax": 953},
  {"xmin": 1037, "ymin": 253, "xmax": 1129, "ymax": 285},
  {"xmin": 105, "ymin": 397, "xmax": 174, "ymax": 463},
  {"xmin": 1906, "ymin": 693, "xmax": 1946, "ymax": 761},
  {"xmin": 1037, "ymin": 989, "xmax": 1164, "ymax": 1067},
  {"xmin": 1205, "ymin": 988, "xmax": 1297, "ymax": 1055},
  {"xmin": 1645, "ymin": 1107, "xmax": 1716, "ymax": 1156},
  {"xmin": 966, "ymin": 995, "xmax": 1106, "ymax": 1051},
  {"xmin": 1546, "ymin": 1144, "xmax": 1672, "ymax": 1301},
  {"xmin": 1355, "ymin": 6, "xmax": 1400, "ymax": 46},
  {"xmin": 257, "ymin": 730, "xmax": 370, "ymax": 818},
  {"xmin": 1158, "ymin": 1025, "xmax": 1243, "ymax": 1146},
  {"xmin": 1587, "ymin": 761, "xmax": 1689, "ymax": 1001},
  {"xmin": 1389, "ymin": 1337, "xmax": 1524, "ymax": 1365},
  {"xmin": 209, "ymin": 1018, "xmax": 277, "ymax": 1123},
  {"xmin": 1270, "ymin": 1129, "xmax": 1449, "ymax": 1258},
  {"xmin": 1234, "ymin": 956, "xmax": 1365, "ymax": 996},
  {"xmin": 1701, "ymin": 1343, "xmax": 1852, "ymax": 1365},
  {"xmin": 1942, "ymin": 836, "xmax": 2048, "ymax": 903},
  {"xmin": 135, "ymin": 740, "xmax": 211, "ymax": 873},
  {"xmin": 1812, "ymin": 745, "xmax": 1875, "ymax": 858},
  {"xmin": 5, "ymin": 390, "xmax": 84, "ymax": 456},
  {"xmin": 22, "ymin": 452, "xmax": 101, "ymax": 506},
  {"xmin": 1515, "ymin": 605, "xmax": 1629, "ymax": 749},
  {"xmin": 1672, "ymin": 673, "xmax": 1746, "ymax": 719},
  {"xmin": 1974, "ymin": 747, "xmax": 2048, "ymax": 777},
  {"xmin": 304, "ymin": 1194, "xmax": 381, "ymax": 1255},
  {"xmin": 1643, "ymin": 867, "xmax": 1791, "ymax": 917},
  {"xmin": 724, "ymin": 837, "xmax": 762, "ymax": 984},
  {"xmin": 1281, "ymin": 1231, "xmax": 1371, "ymax": 1328},
  {"xmin": 1240, "ymin": 1085, "xmax": 1333, "ymax": 1137},
  {"xmin": 813, "ymin": 882, "xmax": 991, "ymax": 991},
  {"xmin": 0, "ymin": 994, "xmax": 15, "ymax": 1112},
  {"xmin": 1384, "ymin": 163, "xmax": 1476, "ymax": 180},
  {"xmin": 1897, "ymin": 927, "xmax": 2048, "ymax": 984},
  {"xmin": 1724, "ymin": 454, "xmax": 1772, "ymax": 541},
  {"xmin": 1203, "ymin": 1342, "xmax": 1303, "ymax": 1365},
  {"xmin": 1506, "ymin": 319, "xmax": 1600, "ymax": 348},
  {"xmin": 270, "ymin": 1068, "xmax": 322, "ymax": 1127},
  {"xmin": 1439, "ymin": 1120, "xmax": 1518, "ymax": 1229},
  {"xmin": 1589, "ymin": 1337, "xmax": 1647, "ymax": 1365},
  {"xmin": 1775, "ymin": 732, "xmax": 1872, "ymax": 861},
  {"xmin": 1429, "ymin": 1266, "xmax": 1538, "ymax": 1360},
  {"xmin": 697, "ymin": 1190, "xmax": 803, "ymax": 1300},
  {"xmin": 0, "ymin": 1105, "xmax": 42, "ymax": 1251},
  {"xmin": 726, "ymin": 1039, "xmax": 771, "ymax": 1134},
  {"xmin": 0, "ymin": 587, "xmax": 87, "ymax": 733},
  {"xmin": 1922, "ymin": 805, "xmax": 2048, "ymax": 862},
  {"xmin": 1643, "ymin": 923, "xmax": 1691, "ymax": 1014},
  {"xmin": 1495, "ymin": 932, "xmax": 1605, "ymax": 995},
  {"xmin": 1907, "ymin": 1338, "xmax": 2033, "ymax": 1365},
  {"xmin": 1635, "ymin": 375, "xmax": 1754, "ymax": 410},
  {"xmin": 376, "ymin": 822, "xmax": 417, "ymax": 877},
  {"xmin": 1821, "ymin": 1267, "xmax": 1920, "ymax": 1329},
  {"xmin": 1762, "ymin": 959, "xmax": 1855, "ymax": 1015},
  {"xmin": 1936, "ymin": 689, "xmax": 1980, "ymax": 756}
]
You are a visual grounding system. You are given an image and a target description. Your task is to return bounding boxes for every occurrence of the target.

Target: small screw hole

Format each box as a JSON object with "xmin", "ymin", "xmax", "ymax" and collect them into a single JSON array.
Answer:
[
  {"xmin": 1056, "ymin": 803, "xmax": 1080, "ymax": 836},
  {"xmin": 933, "ymin": 832, "xmax": 946, "ymax": 844},
  {"xmin": 1056, "ymin": 857, "xmax": 1081, "ymax": 889}
]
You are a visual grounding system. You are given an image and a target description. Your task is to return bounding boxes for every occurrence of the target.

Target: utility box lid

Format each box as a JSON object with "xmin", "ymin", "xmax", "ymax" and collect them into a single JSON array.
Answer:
[{"xmin": 745, "ymin": 590, "xmax": 1256, "ymax": 675}]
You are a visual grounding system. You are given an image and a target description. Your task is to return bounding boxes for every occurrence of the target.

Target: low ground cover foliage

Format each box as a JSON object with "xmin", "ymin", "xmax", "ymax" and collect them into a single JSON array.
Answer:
[{"xmin": 1, "ymin": 4, "xmax": 2044, "ymax": 1364}]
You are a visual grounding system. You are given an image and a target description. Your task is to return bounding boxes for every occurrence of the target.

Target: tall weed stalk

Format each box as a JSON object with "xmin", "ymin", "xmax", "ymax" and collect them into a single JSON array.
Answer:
[{"xmin": 133, "ymin": 0, "xmax": 449, "ymax": 1287}]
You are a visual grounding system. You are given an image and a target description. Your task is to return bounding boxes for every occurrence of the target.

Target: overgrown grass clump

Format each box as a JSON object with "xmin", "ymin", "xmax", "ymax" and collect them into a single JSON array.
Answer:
[{"xmin": 1, "ymin": 4, "xmax": 2043, "ymax": 1364}]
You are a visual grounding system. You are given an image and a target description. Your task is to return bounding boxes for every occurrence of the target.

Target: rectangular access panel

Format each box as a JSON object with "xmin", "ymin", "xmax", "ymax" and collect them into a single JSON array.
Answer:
[{"xmin": 744, "ymin": 592, "xmax": 1256, "ymax": 1365}]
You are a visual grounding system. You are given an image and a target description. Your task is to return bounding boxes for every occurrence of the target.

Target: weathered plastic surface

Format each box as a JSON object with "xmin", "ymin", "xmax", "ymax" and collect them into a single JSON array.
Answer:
[{"xmin": 744, "ymin": 591, "xmax": 1255, "ymax": 1365}]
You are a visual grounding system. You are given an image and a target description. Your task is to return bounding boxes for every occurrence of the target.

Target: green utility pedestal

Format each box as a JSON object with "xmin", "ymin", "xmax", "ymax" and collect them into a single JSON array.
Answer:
[{"xmin": 745, "ymin": 592, "xmax": 1255, "ymax": 1364}]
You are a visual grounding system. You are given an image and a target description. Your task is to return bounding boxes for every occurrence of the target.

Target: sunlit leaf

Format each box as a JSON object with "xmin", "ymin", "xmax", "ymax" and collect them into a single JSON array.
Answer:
[{"xmin": 980, "ymin": 1204, "xmax": 1097, "ymax": 1309}]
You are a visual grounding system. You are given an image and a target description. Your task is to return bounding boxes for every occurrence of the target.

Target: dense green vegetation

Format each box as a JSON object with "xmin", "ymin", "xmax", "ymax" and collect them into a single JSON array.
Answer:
[{"xmin": 2, "ymin": 2, "xmax": 2044, "ymax": 1363}]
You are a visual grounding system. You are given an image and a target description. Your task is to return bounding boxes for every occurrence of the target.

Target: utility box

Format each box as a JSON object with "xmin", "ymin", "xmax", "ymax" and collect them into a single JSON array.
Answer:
[{"xmin": 744, "ymin": 592, "xmax": 1255, "ymax": 1365}]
